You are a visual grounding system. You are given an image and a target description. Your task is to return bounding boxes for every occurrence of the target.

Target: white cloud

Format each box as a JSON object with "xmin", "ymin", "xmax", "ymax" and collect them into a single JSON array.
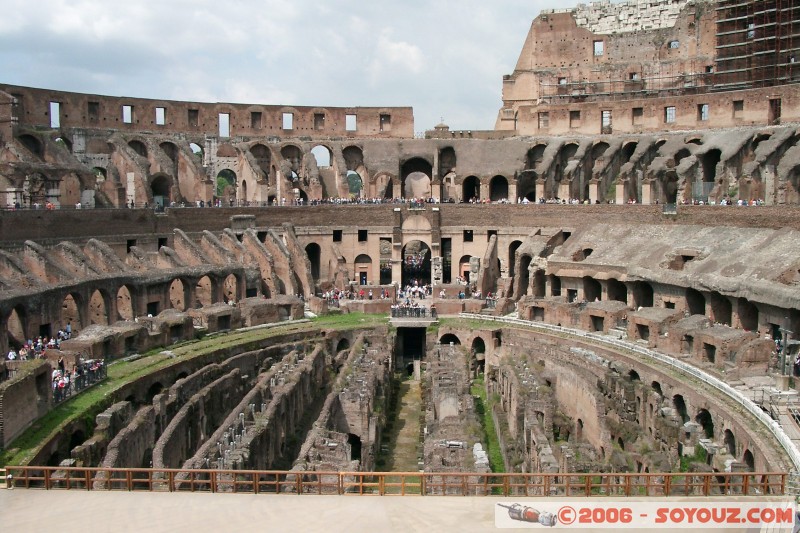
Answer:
[{"xmin": 0, "ymin": 0, "xmax": 570, "ymax": 130}]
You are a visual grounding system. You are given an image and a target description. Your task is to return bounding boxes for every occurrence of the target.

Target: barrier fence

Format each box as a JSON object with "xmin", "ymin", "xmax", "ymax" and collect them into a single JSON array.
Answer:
[{"xmin": 5, "ymin": 466, "xmax": 786, "ymax": 497}]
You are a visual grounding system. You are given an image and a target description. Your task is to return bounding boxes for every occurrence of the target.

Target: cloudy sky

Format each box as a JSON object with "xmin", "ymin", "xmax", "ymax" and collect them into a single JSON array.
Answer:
[{"xmin": 0, "ymin": 0, "xmax": 568, "ymax": 132}]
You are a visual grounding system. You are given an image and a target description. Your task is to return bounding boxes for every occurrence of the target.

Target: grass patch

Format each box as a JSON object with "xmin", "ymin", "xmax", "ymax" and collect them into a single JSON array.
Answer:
[
  {"xmin": 471, "ymin": 374, "xmax": 505, "ymax": 473},
  {"xmin": 1, "ymin": 315, "xmax": 390, "ymax": 467}
]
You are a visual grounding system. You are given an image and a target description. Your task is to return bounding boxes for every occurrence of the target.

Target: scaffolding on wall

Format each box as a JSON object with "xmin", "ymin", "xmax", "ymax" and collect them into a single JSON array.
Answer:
[{"xmin": 714, "ymin": 0, "xmax": 800, "ymax": 90}]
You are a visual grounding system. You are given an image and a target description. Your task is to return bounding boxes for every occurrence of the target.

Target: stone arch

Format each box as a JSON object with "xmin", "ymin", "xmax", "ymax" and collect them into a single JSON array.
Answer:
[
  {"xmin": 402, "ymin": 240, "xmax": 431, "ymax": 286},
  {"xmin": 631, "ymin": 281, "xmax": 653, "ymax": 308},
  {"xmin": 607, "ymin": 279, "xmax": 627, "ymax": 303},
  {"xmin": 305, "ymin": 243, "xmax": 321, "ymax": 282},
  {"xmin": 18, "ymin": 134, "xmax": 43, "ymax": 158},
  {"xmin": 343, "ymin": 146, "xmax": 364, "ymax": 171},
  {"xmin": 737, "ymin": 298, "xmax": 759, "ymax": 331},
  {"xmin": 708, "ymin": 291, "xmax": 732, "ymax": 325},
  {"xmin": 189, "ymin": 142, "xmax": 203, "ymax": 158},
  {"xmin": 695, "ymin": 408, "xmax": 714, "ymax": 439},
  {"xmin": 508, "ymin": 240, "xmax": 523, "ymax": 297},
  {"xmin": 241, "ymin": 179, "xmax": 248, "ymax": 202},
  {"xmin": 674, "ymin": 148, "xmax": 691, "ymax": 165},
  {"xmin": 515, "ymin": 254, "xmax": 532, "ymax": 299},
  {"xmin": 438, "ymin": 146, "xmax": 456, "ymax": 177},
  {"xmin": 458, "ymin": 254, "xmax": 473, "ymax": 283},
  {"xmin": 89, "ymin": 289, "xmax": 109, "ymax": 326},
  {"xmin": 311, "ymin": 145, "xmax": 332, "ymax": 168},
  {"xmin": 223, "ymin": 274, "xmax": 238, "ymax": 303},
  {"xmin": 128, "ymin": 140, "xmax": 147, "ymax": 158},
  {"xmin": 583, "ymin": 276, "xmax": 601, "ymax": 302},
  {"xmin": 651, "ymin": 381, "xmax": 663, "ymax": 396},
  {"xmin": 439, "ymin": 333, "xmax": 461, "ymax": 345},
  {"xmin": 336, "ymin": 338, "xmax": 350, "ymax": 353},
  {"xmin": 168, "ymin": 279, "xmax": 187, "ymax": 311},
  {"xmin": 216, "ymin": 169, "xmax": 237, "ymax": 202},
  {"xmin": 7, "ymin": 305, "xmax": 27, "ymax": 347},
  {"xmin": 526, "ymin": 144, "xmax": 546, "ymax": 169},
  {"xmin": 401, "ymin": 157, "xmax": 433, "ymax": 199},
  {"xmin": 686, "ymin": 288, "xmax": 706, "ymax": 316},
  {"xmin": 280, "ymin": 144, "xmax": 302, "ymax": 178},
  {"xmin": 61, "ymin": 292, "xmax": 83, "ymax": 331},
  {"xmin": 116, "ymin": 285, "xmax": 134, "ymax": 321},
  {"xmin": 673, "ymin": 394, "xmax": 689, "ymax": 423},
  {"xmin": 723, "ymin": 428, "xmax": 736, "ymax": 456},
  {"xmin": 195, "ymin": 276, "xmax": 213, "ymax": 308},
  {"xmin": 354, "ymin": 254, "xmax": 373, "ymax": 285},
  {"xmin": 489, "ymin": 175, "xmax": 509, "ymax": 202},
  {"xmin": 471, "ymin": 336, "xmax": 486, "ymax": 374},
  {"xmin": 250, "ymin": 143, "xmax": 272, "ymax": 175},
  {"xmin": 742, "ymin": 449, "xmax": 755, "ymax": 471},
  {"xmin": 159, "ymin": 141, "xmax": 178, "ymax": 164},
  {"xmin": 92, "ymin": 167, "xmax": 107, "ymax": 183},
  {"xmin": 150, "ymin": 174, "xmax": 172, "ymax": 207},
  {"xmin": 346, "ymin": 171, "xmax": 363, "ymax": 197},
  {"xmin": 146, "ymin": 382, "xmax": 164, "ymax": 404},
  {"xmin": 531, "ymin": 269, "xmax": 545, "ymax": 298},
  {"xmin": 462, "ymin": 176, "xmax": 480, "ymax": 202}
]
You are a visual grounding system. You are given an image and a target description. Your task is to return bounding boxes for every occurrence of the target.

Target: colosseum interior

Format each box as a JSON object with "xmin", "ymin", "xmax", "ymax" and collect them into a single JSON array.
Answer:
[{"xmin": 1, "ymin": 0, "xmax": 800, "ymax": 511}]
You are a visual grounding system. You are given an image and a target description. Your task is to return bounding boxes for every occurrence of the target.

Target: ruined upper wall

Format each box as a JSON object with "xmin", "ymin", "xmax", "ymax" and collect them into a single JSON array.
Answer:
[
  {"xmin": 0, "ymin": 85, "xmax": 414, "ymax": 139},
  {"xmin": 569, "ymin": 0, "xmax": 691, "ymax": 35}
]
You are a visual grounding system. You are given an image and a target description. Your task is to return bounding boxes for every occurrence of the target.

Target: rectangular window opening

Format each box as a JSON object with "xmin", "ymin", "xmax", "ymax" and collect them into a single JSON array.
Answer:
[
  {"xmin": 219, "ymin": 113, "xmax": 230, "ymax": 137},
  {"xmin": 155, "ymin": 107, "xmax": 166, "ymax": 126},
  {"xmin": 87, "ymin": 101, "xmax": 99, "ymax": 122},
  {"xmin": 569, "ymin": 110, "xmax": 581, "ymax": 128},
  {"xmin": 733, "ymin": 100, "xmax": 744, "ymax": 119},
  {"xmin": 358, "ymin": 229, "xmax": 368, "ymax": 242},
  {"xmin": 251, "ymin": 111, "xmax": 263, "ymax": 129},
  {"xmin": 601, "ymin": 110, "xmax": 612, "ymax": 134},
  {"xmin": 282, "ymin": 112, "xmax": 293, "ymax": 130},
  {"xmin": 345, "ymin": 114, "xmax": 357, "ymax": 132},
  {"xmin": 632, "ymin": 107, "xmax": 643, "ymax": 125},
  {"xmin": 463, "ymin": 230, "xmax": 473, "ymax": 242},
  {"xmin": 188, "ymin": 109, "xmax": 199, "ymax": 127},
  {"xmin": 665, "ymin": 106, "xmax": 676, "ymax": 123},
  {"xmin": 122, "ymin": 105, "xmax": 133, "ymax": 124},
  {"xmin": 314, "ymin": 113, "xmax": 325, "ymax": 130},
  {"xmin": 487, "ymin": 230, "xmax": 497, "ymax": 241},
  {"xmin": 380, "ymin": 113, "xmax": 391, "ymax": 132},
  {"xmin": 538, "ymin": 112, "xmax": 549, "ymax": 129},
  {"xmin": 668, "ymin": 40, "xmax": 680, "ymax": 49},
  {"xmin": 593, "ymin": 40, "xmax": 604, "ymax": 56},
  {"xmin": 49, "ymin": 101, "xmax": 61, "ymax": 128},
  {"xmin": 126, "ymin": 239, "xmax": 137, "ymax": 253},
  {"xmin": 158, "ymin": 237, "xmax": 168, "ymax": 249},
  {"xmin": 333, "ymin": 229, "xmax": 342, "ymax": 242}
]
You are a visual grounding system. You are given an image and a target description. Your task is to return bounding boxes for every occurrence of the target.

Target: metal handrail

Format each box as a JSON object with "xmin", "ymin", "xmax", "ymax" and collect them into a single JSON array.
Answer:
[
  {"xmin": 460, "ymin": 313, "xmax": 800, "ymax": 473},
  {"xmin": 5, "ymin": 466, "xmax": 786, "ymax": 497}
]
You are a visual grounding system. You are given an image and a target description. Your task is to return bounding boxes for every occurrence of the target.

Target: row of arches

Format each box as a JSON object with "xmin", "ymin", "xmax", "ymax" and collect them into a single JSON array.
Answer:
[{"xmin": 3, "ymin": 273, "xmax": 241, "ymax": 350}]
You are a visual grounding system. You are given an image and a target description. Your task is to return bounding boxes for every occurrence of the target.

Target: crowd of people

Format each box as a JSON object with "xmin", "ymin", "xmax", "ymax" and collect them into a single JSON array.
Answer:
[
  {"xmin": 52, "ymin": 358, "xmax": 106, "ymax": 403},
  {"xmin": 6, "ymin": 325, "xmax": 72, "ymax": 361}
]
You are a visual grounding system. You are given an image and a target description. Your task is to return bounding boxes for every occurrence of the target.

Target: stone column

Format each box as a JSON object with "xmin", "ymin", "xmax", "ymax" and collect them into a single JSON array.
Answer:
[{"xmin": 641, "ymin": 182, "xmax": 652, "ymax": 205}]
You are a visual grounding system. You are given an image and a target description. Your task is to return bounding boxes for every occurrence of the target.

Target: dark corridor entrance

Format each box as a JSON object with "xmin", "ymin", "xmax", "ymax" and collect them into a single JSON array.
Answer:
[{"xmin": 396, "ymin": 327, "xmax": 426, "ymax": 374}]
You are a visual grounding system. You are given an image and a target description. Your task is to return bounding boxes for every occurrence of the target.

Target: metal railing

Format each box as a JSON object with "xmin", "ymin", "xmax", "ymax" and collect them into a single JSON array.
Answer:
[
  {"xmin": 390, "ymin": 307, "xmax": 436, "ymax": 319},
  {"xmin": 460, "ymin": 313, "xmax": 800, "ymax": 473},
  {"xmin": 5, "ymin": 466, "xmax": 785, "ymax": 497},
  {"xmin": 52, "ymin": 363, "xmax": 107, "ymax": 404}
]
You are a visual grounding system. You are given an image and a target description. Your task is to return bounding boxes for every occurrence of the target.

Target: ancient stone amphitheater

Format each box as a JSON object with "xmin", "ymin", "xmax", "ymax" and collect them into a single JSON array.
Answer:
[{"xmin": 1, "ymin": 2, "xmax": 800, "ymax": 520}]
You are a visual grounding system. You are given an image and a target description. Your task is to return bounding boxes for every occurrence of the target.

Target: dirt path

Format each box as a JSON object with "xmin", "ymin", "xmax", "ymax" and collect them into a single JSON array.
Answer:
[{"xmin": 382, "ymin": 378, "xmax": 422, "ymax": 472}]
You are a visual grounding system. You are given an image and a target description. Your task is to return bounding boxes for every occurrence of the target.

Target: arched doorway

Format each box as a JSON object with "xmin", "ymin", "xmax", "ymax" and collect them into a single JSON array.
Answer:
[
  {"xmin": 489, "ymin": 175, "xmax": 509, "ymax": 202},
  {"xmin": 89, "ymin": 289, "xmax": 109, "ymax": 325},
  {"xmin": 216, "ymin": 169, "xmax": 237, "ymax": 206},
  {"xmin": 116, "ymin": 285, "xmax": 134, "ymax": 321},
  {"xmin": 305, "ymin": 243, "xmax": 321, "ymax": 282},
  {"xmin": 462, "ymin": 176, "xmax": 480, "ymax": 202},
  {"xmin": 354, "ymin": 254, "xmax": 372, "ymax": 286},
  {"xmin": 458, "ymin": 255, "xmax": 473, "ymax": 283},
  {"xmin": 346, "ymin": 171, "xmax": 363, "ymax": 198},
  {"xmin": 696, "ymin": 409, "xmax": 714, "ymax": 439},
  {"xmin": 439, "ymin": 333, "xmax": 461, "ymax": 345},
  {"xmin": 169, "ymin": 279, "xmax": 186, "ymax": 311},
  {"xmin": 7, "ymin": 306, "xmax": 26, "ymax": 348},
  {"xmin": 223, "ymin": 274, "xmax": 238, "ymax": 303},
  {"xmin": 401, "ymin": 158, "xmax": 433, "ymax": 199},
  {"xmin": 401, "ymin": 241, "xmax": 431, "ymax": 287},
  {"xmin": 724, "ymin": 429, "xmax": 736, "ymax": 456},
  {"xmin": 686, "ymin": 288, "xmax": 706, "ymax": 316},
  {"xmin": 471, "ymin": 337, "xmax": 486, "ymax": 375},
  {"xmin": 195, "ymin": 276, "xmax": 213, "ymax": 307},
  {"xmin": 151, "ymin": 175, "xmax": 171, "ymax": 208},
  {"xmin": 311, "ymin": 145, "xmax": 332, "ymax": 168},
  {"xmin": 61, "ymin": 293, "xmax": 83, "ymax": 331},
  {"xmin": 508, "ymin": 240, "xmax": 523, "ymax": 298},
  {"xmin": 607, "ymin": 279, "xmax": 627, "ymax": 303}
]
